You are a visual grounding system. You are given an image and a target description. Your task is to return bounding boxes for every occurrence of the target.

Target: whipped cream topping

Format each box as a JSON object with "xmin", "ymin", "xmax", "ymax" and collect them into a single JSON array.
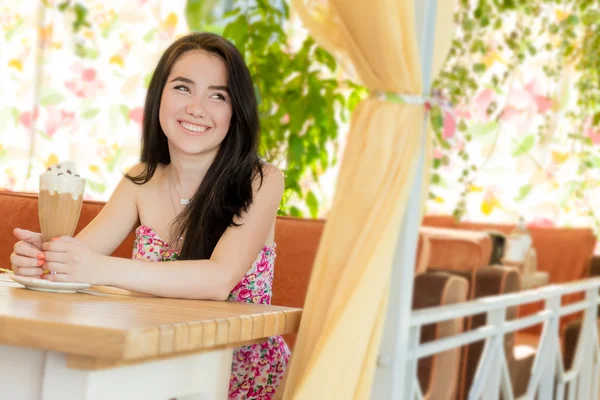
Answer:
[{"xmin": 39, "ymin": 161, "xmax": 85, "ymax": 199}]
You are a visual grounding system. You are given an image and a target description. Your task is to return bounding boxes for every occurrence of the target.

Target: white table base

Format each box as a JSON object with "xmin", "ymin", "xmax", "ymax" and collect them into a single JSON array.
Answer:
[{"xmin": 0, "ymin": 344, "xmax": 233, "ymax": 400}]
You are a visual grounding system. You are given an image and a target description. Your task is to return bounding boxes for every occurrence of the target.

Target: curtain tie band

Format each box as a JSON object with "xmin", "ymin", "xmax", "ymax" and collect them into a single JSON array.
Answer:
[
  {"xmin": 370, "ymin": 89, "xmax": 457, "ymax": 139},
  {"xmin": 370, "ymin": 89, "xmax": 452, "ymax": 112}
]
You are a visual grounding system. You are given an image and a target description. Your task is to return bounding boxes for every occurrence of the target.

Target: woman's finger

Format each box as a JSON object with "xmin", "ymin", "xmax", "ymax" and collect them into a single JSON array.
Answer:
[
  {"xmin": 43, "ymin": 251, "xmax": 68, "ymax": 263},
  {"xmin": 10, "ymin": 253, "xmax": 45, "ymax": 269},
  {"xmin": 42, "ymin": 241, "xmax": 71, "ymax": 252},
  {"xmin": 12, "ymin": 266, "xmax": 44, "ymax": 277},
  {"xmin": 13, "ymin": 228, "xmax": 43, "ymax": 250},
  {"xmin": 41, "ymin": 273, "xmax": 70, "ymax": 283},
  {"xmin": 10, "ymin": 251, "xmax": 45, "ymax": 276},
  {"xmin": 14, "ymin": 241, "xmax": 45, "ymax": 259},
  {"xmin": 43, "ymin": 262, "xmax": 68, "ymax": 274}
]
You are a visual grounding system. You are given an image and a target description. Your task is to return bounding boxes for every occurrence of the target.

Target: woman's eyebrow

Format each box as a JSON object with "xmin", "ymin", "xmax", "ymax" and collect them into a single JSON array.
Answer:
[
  {"xmin": 169, "ymin": 76, "xmax": 195, "ymax": 85},
  {"xmin": 209, "ymin": 85, "xmax": 229, "ymax": 93}
]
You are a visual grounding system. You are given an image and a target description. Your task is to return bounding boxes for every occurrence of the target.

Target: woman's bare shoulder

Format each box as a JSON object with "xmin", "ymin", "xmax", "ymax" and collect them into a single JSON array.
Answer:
[
  {"xmin": 124, "ymin": 162, "xmax": 165, "ymax": 189},
  {"xmin": 254, "ymin": 162, "xmax": 284, "ymax": 198},
  {"xmin": 257, "ymin": 162, "xmax": 283, "ymax": 183}
]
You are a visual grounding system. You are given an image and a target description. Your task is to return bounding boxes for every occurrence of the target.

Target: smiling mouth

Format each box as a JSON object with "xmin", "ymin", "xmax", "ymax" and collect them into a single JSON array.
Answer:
[{"xmin": 179, "ymin": 120, "xmax": 211, "ymax": 133}]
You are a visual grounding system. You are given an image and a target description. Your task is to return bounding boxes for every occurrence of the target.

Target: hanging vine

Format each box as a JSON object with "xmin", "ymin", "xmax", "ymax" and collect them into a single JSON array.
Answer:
[{"xmin": 431, "ymin": 0, "xmax": 600, "ymax": 229}]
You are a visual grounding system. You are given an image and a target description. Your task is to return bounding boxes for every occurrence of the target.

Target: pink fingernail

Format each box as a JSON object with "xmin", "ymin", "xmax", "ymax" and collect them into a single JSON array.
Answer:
[
  {"xmin": 37, "ymin": 259, "xmax": 45, "ymax": 266},
  {"xmin": 51, "ymin": 237, "xmax": 59, "ymax": 242},
  {"xmin": 37, "ymin": 253, "xmax": 45, "ymax": 260}
]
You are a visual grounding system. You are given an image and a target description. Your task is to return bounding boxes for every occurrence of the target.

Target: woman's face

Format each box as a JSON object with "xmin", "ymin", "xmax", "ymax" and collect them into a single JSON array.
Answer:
[{"xmin": 159, "ymin": 50, "xmax": 233, "ymax": 158}]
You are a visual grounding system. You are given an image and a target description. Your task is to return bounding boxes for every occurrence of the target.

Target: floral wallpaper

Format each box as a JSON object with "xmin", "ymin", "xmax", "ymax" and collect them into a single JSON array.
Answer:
[
  {"xmin": 426, "ymin": 6, "xmax": 600, "ymax": 248},
  {"xmin": 0, "ymin": 0, "xmax": 189, "ymax": 199}
]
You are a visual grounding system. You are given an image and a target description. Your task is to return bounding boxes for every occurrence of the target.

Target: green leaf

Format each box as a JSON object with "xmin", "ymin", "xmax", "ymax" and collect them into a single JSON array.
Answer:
[
  {"xmin": 118, "ymin": 105, "xmax": 130, "ymax": 123},
  {"xmin": 185, "ymin": 0, "xmax": 203, "ymax": 31},
  {"xmin": 102, "ymin": 15, "xmax": 118, "ymax": 38},
  {"xmin": 435, "ymin": 130, "xmax": 451, "ymax": 149},
  {"xmin": 106, "ymin": 148, "xmax": 123, "ymax": 173},
  {"xmin": 512, "ymin": 135, "xmax": 535, "ymax": 157},
  {"xmin": 314, "ymin": 48, "xmax": 337, "ymax": 72},
  {"xmin": 73, "ymin": 3, "xmax": 88, "ymax": 22},
  {"xmin": 222, "ymin": 15, "xmax": 249, "ymax": 48},
  {"xmin": 82, "ymin": 46, "xmax": 99, "ymax": 60},
  {"xmin": 289, "ymin": 206, "xmax": 303, "ymax": 218},
  {"xmin": 58, "ymin": 1, "xmax": 70, "ymax": 11},
  {"xmin": 468, "ymin": 121, "xmax": 499, "ymax": 136},
  {"xmin": 306, "ymin": 191, "xmax": 319, "ymax": 218},
  {"xmin": 11, "ymin": 108, "xmax": 20, "ymax": 126},
  {"xmin": 35, "ymin": 129, "xmax": 52, "ymax": 141},
  {"xmin": 431, "ymin": 112, "xmax": 444, "ymax": 131},
  {"xmin": 254, "ymin": 84, "xmax": 262, "ymax": 106},
  {"xmin": 143, "ymin": 73, "xmax": 153, "ymax": 89},
  {"xmin": 565, "ymin": 14, "xmax": 579, "ymax": 26},
  {"xmin": 143, "ymin": 28, "xmax": 158, "ymax": 42},
  {"xmin": 86, "ymin": 180, "xmax": 107, "ymax": 194},
  {"xmin": 515, "ymin": 184, "xmax": 532, "ymax": 202},
  {"xmin": 288, "ymin": 135, "xmax": 303, "ymax": 166},
  {"xmin": 5, "ymin": 19, "xmax": 23, "ymax": 41},
  {"xmin": 81, "ymin": 109, "xmax": 100, "ymax": 119},
  {"xmin": 0, "ymin": 108, "xmax": 11, "ymax": 134},
  {"xmin": 39, "ymin": 90, "xmax": 65, "ymax": 106},
  {"xmin": 223, "ymin": 8, "xmax": 241, "ymax": 18},
  {"xmin": 473, "ymin": 63, "xmax": 487, "ymax": 73},
  {"xmin": 319, "ymin": 148, "xmax": 329, "ymax": 170},
  {"xmin": 348, "ymin": 90, "xmax": 363, "ymax": 111}
]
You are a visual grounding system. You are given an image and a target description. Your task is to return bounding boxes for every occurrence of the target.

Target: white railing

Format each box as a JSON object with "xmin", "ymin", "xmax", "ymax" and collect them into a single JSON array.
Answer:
[{"xmin": 403, "ymin": 277, "xmax": 600, "ymax": 400}]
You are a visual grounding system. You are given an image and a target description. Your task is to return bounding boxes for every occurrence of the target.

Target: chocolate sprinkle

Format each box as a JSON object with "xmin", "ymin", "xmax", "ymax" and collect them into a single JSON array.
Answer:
[
  {"xmin": 46, "ymin": 167, "xmax": 51, "ymax": 171},
  {"xmin": 66, "ymin": 170, "xmax": 72, "ymax": 174},
  {"xmin": 57, "ymin": 173, "xmax": 64, "ymax": 176}
]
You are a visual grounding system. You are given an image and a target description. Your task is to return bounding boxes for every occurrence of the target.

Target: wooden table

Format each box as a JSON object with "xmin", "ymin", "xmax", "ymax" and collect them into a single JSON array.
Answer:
[{"xmin": 0, "ymin": 275, "xmax": 301, "ymax": 400}]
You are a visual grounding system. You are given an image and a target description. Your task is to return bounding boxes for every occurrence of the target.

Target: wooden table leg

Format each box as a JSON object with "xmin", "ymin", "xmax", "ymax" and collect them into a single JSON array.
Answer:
[{"xmin": 0, "ymin": 344, "xmax": 233, "ymax": 400}]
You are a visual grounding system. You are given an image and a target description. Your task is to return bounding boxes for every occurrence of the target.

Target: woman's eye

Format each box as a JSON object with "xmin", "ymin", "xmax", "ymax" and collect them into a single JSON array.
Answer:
[
  {"xmin": 174, "ymin": 85, "xmax": 190, "ymax": 93},
  {"xmin": 211, "ymin": 93, "xmax": 227, "ymax": 101}
]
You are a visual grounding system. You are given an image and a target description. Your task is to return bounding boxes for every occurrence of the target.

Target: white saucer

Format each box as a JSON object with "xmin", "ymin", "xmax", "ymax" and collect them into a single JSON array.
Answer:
[{"xmin": 9, "ymin": 275, "xmax": 91, "ymax": 293}]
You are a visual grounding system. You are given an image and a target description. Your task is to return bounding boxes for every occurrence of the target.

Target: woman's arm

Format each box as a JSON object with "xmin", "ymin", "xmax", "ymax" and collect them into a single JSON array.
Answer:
[
  {"xmin": 91, "ymin": 257, "xmax": 235, "ymax": 300},
  {"xmin": 43, "ymin": 165, "xmax": 284, "ymax": 300},
  {"xmin": 76, "ymin": 163, "xmax": 142, "ymax": 255}
]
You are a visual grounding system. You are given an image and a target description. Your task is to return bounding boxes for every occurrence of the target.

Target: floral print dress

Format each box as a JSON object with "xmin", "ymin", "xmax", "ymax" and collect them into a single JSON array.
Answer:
[{"xmin": 132, "ymin": 225, "xmax": 291, "ymax": 400}]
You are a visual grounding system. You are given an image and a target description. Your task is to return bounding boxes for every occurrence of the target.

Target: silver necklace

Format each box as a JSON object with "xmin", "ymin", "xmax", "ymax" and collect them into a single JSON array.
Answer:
[
  {"xmin": 169, "ymin": 167, "xmax": 191, "ymax": 205},
  {"xmin": 167, "ymin": 175, "xmax": 184, "ymax": 243}
]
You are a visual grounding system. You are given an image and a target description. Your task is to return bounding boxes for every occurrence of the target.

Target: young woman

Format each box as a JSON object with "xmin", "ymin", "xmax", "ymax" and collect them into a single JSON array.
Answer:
[{"xmin": 10, "ymin": 32, "xmax": 289, "ymax": 399}]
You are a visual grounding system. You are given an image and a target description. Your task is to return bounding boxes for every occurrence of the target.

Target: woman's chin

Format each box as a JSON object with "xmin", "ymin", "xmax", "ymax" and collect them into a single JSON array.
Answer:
[{"xmin": 169, "ymin": 141, "xmax": 220, "ymax": 158}]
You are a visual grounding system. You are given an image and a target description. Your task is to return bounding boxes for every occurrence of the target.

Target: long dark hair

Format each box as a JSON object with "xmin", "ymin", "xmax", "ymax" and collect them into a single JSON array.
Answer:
[{"xmin": 127, "ymin": 32, "xmax": 263, "ymax": 260}]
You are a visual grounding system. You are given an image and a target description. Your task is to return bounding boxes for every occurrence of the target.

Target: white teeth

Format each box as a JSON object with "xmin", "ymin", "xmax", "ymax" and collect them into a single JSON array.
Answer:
[{"xmin": 180, "ymin": 121, "xmax": 209, "ymax": 132}]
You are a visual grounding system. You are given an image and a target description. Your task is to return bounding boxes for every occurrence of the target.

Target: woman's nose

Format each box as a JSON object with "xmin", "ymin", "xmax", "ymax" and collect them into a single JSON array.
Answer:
[{"xmin": 185, "ymin": 100, "xmax": 206, "ymax": 118}]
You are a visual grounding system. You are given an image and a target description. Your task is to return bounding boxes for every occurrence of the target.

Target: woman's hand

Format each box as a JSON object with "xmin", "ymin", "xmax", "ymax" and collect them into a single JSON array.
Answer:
[
  {"xmin": 10, "ymin": 228, "xmax": 45, "ymax": 276},
  {"xmin": 41, "ymin": 236, "xmax": 105, "ymax": 284}
]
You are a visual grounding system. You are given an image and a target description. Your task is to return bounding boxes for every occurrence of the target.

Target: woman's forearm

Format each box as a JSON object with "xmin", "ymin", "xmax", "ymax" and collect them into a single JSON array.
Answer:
[{"xmin": 96, "ymin": 256, "xmax": 235, "ymax": 300}]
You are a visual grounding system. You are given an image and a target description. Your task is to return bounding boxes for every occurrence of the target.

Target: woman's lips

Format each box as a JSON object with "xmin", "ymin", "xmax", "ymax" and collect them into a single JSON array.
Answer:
[{"xmin": 178, "ymin": 120, "xmax": 212, "ymax": 134}]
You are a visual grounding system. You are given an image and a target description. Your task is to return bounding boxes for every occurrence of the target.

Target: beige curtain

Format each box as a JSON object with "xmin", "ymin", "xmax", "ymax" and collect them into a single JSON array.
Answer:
[{"xmin": 283, "ymin": 0, "xmax": 456, "ymax": 398}]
